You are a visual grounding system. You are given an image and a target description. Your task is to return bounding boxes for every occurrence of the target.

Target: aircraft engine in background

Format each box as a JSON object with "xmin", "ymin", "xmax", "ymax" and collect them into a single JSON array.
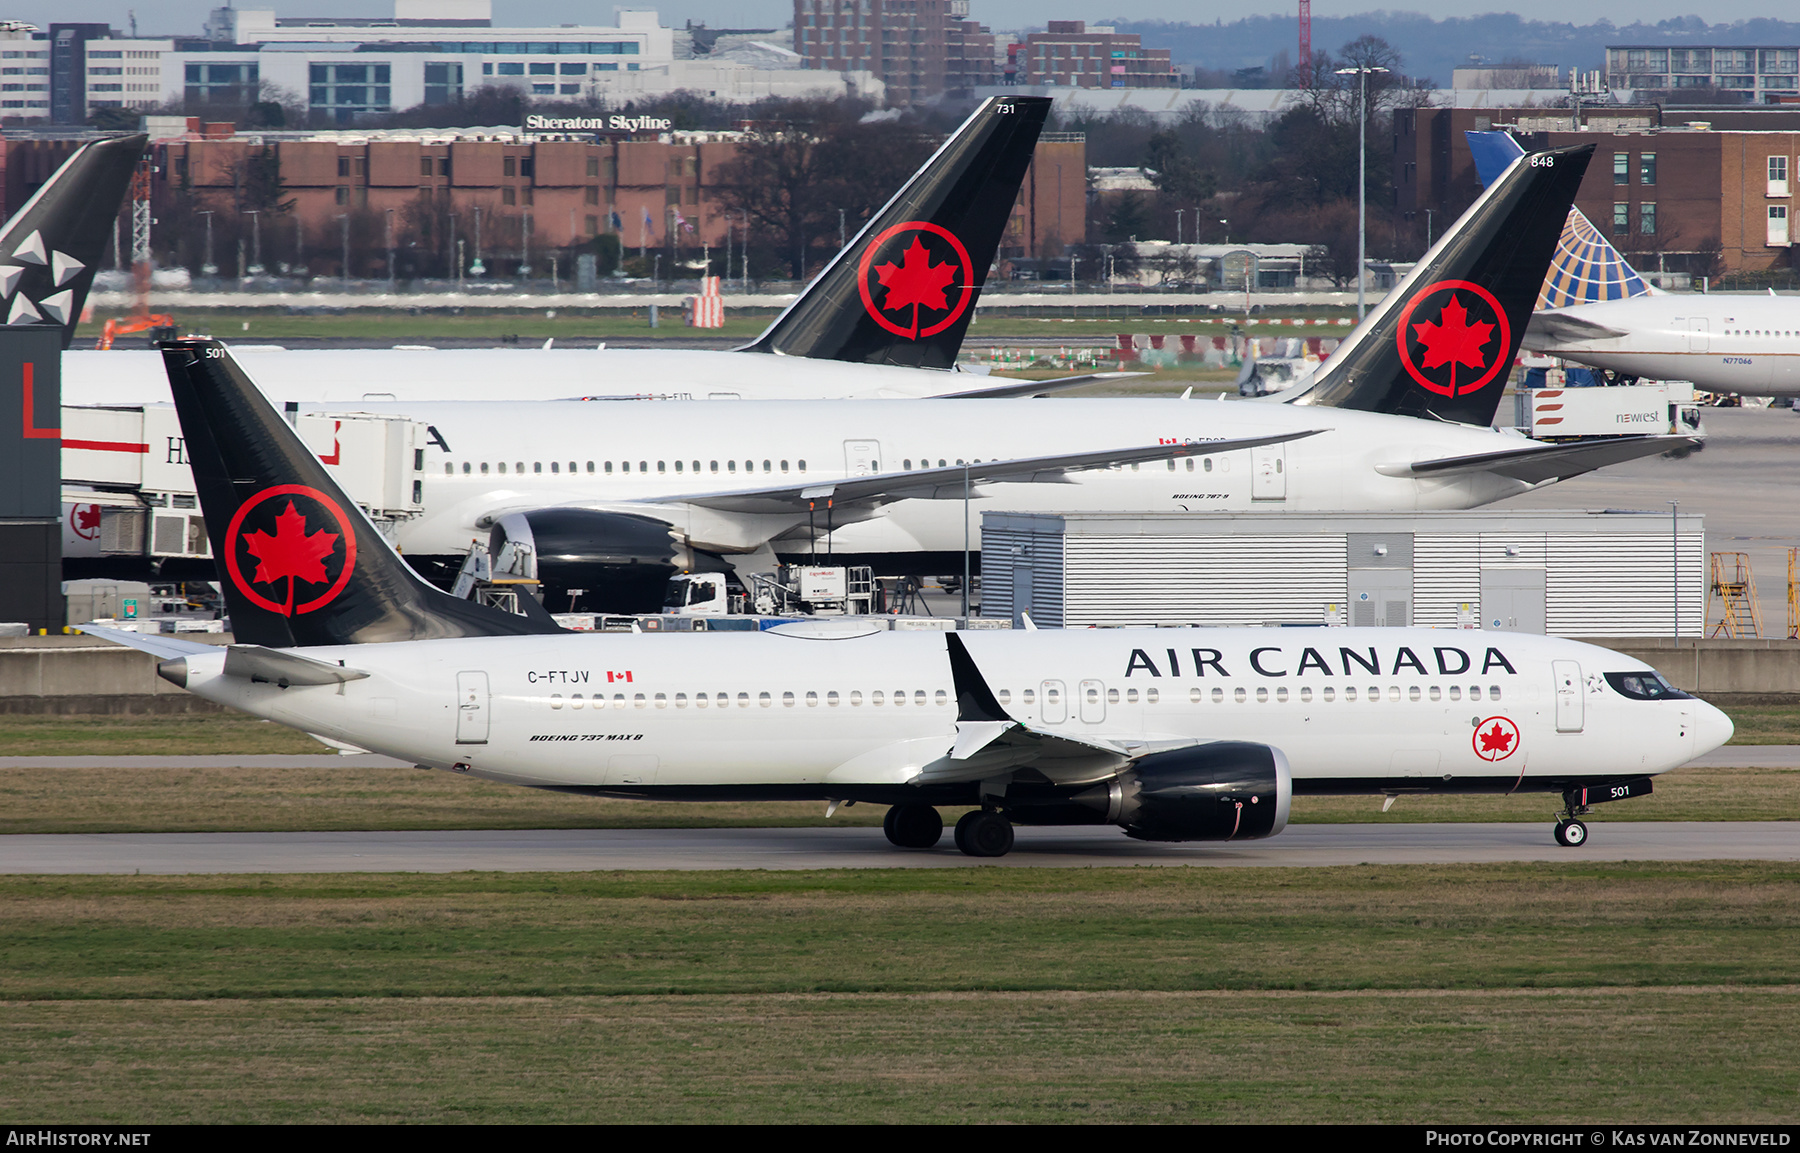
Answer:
[{"xmin": 486, "ymin": 507, "xmax": 728, "ymax": 615}]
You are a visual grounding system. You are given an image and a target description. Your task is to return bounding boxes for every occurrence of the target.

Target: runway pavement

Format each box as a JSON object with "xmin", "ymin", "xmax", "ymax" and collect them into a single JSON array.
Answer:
[{"xmin": 1, "ymin": 821, "xmax": 1794, "ymax": 874}]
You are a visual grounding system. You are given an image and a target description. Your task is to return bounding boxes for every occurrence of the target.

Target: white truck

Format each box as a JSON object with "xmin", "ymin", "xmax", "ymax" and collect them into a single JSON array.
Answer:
[
  {"xmin": 665, "ymin": 566, "xmax": 878, "ymax": 617},
  {"xmin": 1521, "ymin": 382, "xmax": 1704, "ymax": 440}
]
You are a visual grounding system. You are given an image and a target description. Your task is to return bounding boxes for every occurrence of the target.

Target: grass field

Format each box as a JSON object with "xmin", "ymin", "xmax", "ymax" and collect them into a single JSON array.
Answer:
[{"xmin": 1, "ymin": 864, "xmax": 1795, "ymax": 1122}]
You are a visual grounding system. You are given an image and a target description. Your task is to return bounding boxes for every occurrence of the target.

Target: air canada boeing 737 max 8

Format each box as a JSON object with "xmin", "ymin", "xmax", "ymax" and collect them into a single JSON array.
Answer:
[{"xmin": 86, "ymin": 337, "xmax": 1732, "ymax": 856}]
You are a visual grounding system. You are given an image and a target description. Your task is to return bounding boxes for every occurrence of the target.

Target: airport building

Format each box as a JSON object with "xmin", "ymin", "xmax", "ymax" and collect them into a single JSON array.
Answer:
[
  {"xmin": 1396, "ymin": 105, "xmax": 1800, "ymax": 277},
  {"xmin": 1004, "ymin": 21, "xmax": 1178, "ymax": 90},
  {"xmin": 1604, "ymin": 46, "xmax": 1800, "ymax": 103},
  {"xmin": 792, "ymin": 0, "xmax": 996, "ymax": 105},
  {"xmin": 11, "ymin": 2, "xmax": 879, "ymax": 125}
]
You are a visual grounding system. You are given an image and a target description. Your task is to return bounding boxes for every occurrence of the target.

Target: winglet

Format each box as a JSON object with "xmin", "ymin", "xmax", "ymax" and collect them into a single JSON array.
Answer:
[{"xmin": 945, "ymin": 631, "xmax": 1011, "ymax": 723}]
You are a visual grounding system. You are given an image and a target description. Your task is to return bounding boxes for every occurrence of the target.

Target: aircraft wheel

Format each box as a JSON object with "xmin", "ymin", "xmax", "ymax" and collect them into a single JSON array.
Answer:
[
  {"xmin": 1554, "ymin": 819, "xmax": 1588, "ymax": 847},
  {"xmin": 954, "ymin": 809, "xmax": 1014, "ymax": 858},
  {"xmin": 884, "ymin": 804, "xmax": 943, "ymax": 849}
]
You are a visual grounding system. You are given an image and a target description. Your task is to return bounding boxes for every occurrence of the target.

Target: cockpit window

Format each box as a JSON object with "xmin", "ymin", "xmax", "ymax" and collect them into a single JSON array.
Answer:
[{"xmin": 1605, "ymin": 671, "xmax": 1692, "ymax": 701}]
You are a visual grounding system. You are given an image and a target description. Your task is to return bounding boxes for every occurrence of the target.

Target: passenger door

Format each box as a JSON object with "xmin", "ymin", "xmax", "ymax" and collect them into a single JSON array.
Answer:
[
  {"xmin": 456, "ymin": 671, "xmax": 490, "ymax": 745},
  {"xmin": 1251, "ymin": 444, "xmax": 1287, "ymax": 501},
  {"xmin": 1040, "ymin": 679, "xmax": 1067, "ymax": 724},
  {"xmin": 1553, "ymin": 660, "xmax": 1584, "ymax": 733},
  {"xmin": 843, "ymin": 440, "xmax": 883, "ymax": 476}
]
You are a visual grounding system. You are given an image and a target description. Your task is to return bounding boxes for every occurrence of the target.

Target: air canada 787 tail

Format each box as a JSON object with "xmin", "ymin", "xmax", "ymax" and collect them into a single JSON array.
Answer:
[
  {"xmin": 1292, "ymin": 143, "xmax": 1594, "ymax": 426},
  {"xmin": 739, "ymin": 95, "xmax": 1051, "ymax": 370}
]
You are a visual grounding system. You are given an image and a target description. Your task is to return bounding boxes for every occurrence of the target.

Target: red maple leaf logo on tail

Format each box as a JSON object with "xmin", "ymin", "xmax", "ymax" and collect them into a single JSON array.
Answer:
[
  {"xmin": 875, "ymin": 237, "xmax": 958, "ymax": 339},
  {"xmin": 241, "ymin": 500, "xmax": 341, "ymax": 616},
  {"xmin": 1413, "ymin": 293, "xmax": 1495, "ymax": 393}
]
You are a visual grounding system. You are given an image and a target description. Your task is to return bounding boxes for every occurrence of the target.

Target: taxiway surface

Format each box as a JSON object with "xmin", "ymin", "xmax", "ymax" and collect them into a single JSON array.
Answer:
[{"xmin": 3, "ymin": 821, "xmax": 1794, "ymax": 874}]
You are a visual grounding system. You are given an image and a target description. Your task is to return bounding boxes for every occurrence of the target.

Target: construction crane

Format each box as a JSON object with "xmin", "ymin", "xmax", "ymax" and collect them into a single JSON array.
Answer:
[
  {"xmin": 96, "ymin": 152, "xmax": 173, "ymax": 350},
  {"xmin": 1297, "ymin": 0, "xmax": 1312, "ymax": 88}
]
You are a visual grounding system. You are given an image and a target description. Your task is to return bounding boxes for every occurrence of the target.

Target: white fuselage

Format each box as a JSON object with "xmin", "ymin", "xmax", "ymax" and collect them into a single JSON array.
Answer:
[
  {"xmin": 170, "ymin": 628, "xmax": 1729, "ymax": 795},
  {"xmin": 339, "ymin": 397, "xmax": 1541, "ymax": 559},
  {"xmin": 1527, "ymin": 294, "xmax": 1800, "ymax": 395},
  {"xmin": 61, "ymin": 348, "xmax": 995, "ymax": 406}
]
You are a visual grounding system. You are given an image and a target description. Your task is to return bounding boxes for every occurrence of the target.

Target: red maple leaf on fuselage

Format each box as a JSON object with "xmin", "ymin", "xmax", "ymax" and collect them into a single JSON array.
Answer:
[
  {"xmin": 1413, "ymin": 293, "xmax": 1495, "ymax": 378},
  {"xmin": 73, "ymin": 505, "xmax": 101, "ymax": 534},
  {"xmin": 1479, "ymin": 723, "xmax": 1516, "ymax": 755},
  {"xmin": 875, "ymin": 237, "xmax": 958, "ymax": 337},
  {"xmin": 242, "ymin": 500, "xmax": 340, "ymax": 614}
]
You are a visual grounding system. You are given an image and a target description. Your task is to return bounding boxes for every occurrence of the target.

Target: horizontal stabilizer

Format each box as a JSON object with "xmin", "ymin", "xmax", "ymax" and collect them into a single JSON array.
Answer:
[
  {"xmin": 222, "ymin": 645, "xmax": 369, "ymax": 686},
  {"xmin": 1375, "ymin": 435, "xmax": 1699, "ymax": 485},
  {"xmin": 78, "ymin": 624, "xmax": 221, "ymax": 661},
  {"xmin": 1525, "ymin": 310, "xmax": 1630, "ymax": 347},
  {"xmin": 668, "ymin": 428, "xmax": 1323, "ymax": 515}
]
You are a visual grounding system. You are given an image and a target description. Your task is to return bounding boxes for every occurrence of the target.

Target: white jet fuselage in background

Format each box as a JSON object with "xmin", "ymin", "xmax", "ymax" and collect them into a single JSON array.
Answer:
[
  {"xmin": 1527, "ymin": 294, "xmax": 1800, "ymax": 395},
  {"xmin": 61, "ymin": 347, "xmax": 1011, "ymax": 406},
  {"xmin": 166, "ymin": 628, "xmax": 1728, "ymax": 794},
  {"xmin": 353, "ymin": 397, "xmax": 1546, "ymax": 560}
]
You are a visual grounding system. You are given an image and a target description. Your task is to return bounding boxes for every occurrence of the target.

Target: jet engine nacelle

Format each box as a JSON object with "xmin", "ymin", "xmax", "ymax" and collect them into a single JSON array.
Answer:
[
  {"xmin": 1084, "ymin": 742, "xmax": 1292, "ymax": 841},
  {"xmin": 488, "ymin": 508, "xmax": 726, "ymax": 614}
]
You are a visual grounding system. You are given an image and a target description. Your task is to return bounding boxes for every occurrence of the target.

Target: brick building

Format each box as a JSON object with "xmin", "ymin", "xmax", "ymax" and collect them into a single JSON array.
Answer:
[
  {"xmin": 1396, "ymin": 105, "xmax": 1800, "ymax": 275},
  {"xmin": 39, "ymin": 122, "xmax": 1083, "ymax": 278},
  {"xmin": 793, "ymin": 0, "xmax": 996, "ymax": 105},
  {"xmin": 1005, "ymin": 21, "xmax": 1177, "ymax": 90}
]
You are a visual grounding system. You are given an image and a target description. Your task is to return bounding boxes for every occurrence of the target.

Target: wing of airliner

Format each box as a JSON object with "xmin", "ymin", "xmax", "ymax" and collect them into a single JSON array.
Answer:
[
  {"xmin": 938, "ymin": 371, "xmax": 1148, "ymax": 399},
  {"xmin": 905, "ymin": 633, "xmax": 1201, "ymax": 787},
  {"xmin": 655, "ymin": 429, "xmax": 1324, "ymax": 515},
  {"xmin": 1374, "ymin": 435, "xmax": 1699, "ymax": 485}
]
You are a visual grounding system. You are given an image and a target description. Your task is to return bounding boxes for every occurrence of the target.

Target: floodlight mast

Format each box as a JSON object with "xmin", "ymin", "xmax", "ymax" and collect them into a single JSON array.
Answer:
[{"xmin": 1335, "ymin": 64, "xmax": 1389, "ymax": 319}]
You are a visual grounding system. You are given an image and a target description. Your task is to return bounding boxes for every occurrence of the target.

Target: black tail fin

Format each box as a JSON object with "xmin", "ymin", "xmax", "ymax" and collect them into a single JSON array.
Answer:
[
  {"xmin": 1291, "ymin": 143, "xmax": 1594, "ymax": 425},
  {"xmin": 0, "ymin": 134, "xmax": 146, "ymax": 349},
  {"xmin": 159, "ymin": 338, "xmax": 562, "ymax": 647},
  {"xmin": 738, "ymin": 95, "xmax": 1051, "ymax": 370}
]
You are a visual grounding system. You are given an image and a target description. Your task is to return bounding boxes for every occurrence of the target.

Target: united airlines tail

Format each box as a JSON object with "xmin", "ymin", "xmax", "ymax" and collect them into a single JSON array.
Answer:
[
  {"xmin": 0, "ymin": 134, "xmax": 146, "ymax": 348},
  {"xmin": 158, "ymin": 339, "xmax": 563, "ymax": 648},
  {"xmin": 1290, "ymin": 143, "xmax": 1593, "ymax": 426},
  {"xmin": 1467, "ymin": 130, "xmax": 1655, "ymax": 308},
  {"xmin": 738, "ymin": 95, "xmax": 1051, "ymax": 370}
]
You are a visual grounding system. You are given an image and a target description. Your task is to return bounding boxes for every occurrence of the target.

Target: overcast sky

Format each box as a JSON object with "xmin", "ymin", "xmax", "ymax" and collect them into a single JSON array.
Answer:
[{"xmin": 15, "ymin": 2, "xmax": 1788, "ymax": 41}]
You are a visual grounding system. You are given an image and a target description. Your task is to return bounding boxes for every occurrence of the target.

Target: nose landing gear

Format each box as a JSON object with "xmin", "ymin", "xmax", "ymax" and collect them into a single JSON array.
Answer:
[{"xmin": 1553, "ymin": 818, "xmax": 1588, "ymax": 847}]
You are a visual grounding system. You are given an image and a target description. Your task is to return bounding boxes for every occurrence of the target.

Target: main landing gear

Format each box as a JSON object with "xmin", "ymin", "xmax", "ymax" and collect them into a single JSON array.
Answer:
[
  {"xmin": 953, "ymin": 808, "xmax": 1014, "ymax": 858},
  {"xmin": 882, "ymin": 803, "xmax": 944, "ymax": 849},
  {"xmin": 883, "ymin": 804, "xmax": 1017, "ymax": 857}
]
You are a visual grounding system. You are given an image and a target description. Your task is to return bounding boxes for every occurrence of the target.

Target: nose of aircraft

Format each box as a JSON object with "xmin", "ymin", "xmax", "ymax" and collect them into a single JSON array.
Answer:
[{"xmin": 1692, "ymin": 698, "xmax": 1735, "ymax": 757}]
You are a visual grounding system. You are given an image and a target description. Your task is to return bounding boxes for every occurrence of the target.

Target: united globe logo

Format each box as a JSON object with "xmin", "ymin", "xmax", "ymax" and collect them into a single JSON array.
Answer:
[{"xmin": 222, "ymin": 484, "xmax": 357, "ymax": 617}]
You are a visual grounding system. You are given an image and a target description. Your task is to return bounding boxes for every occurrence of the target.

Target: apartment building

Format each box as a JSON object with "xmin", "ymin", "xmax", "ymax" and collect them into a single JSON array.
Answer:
[
  {"xmin": 794, "ymin": 0, "xmax": 996, "ymax": 105},
  {"xmin": 1605, "ymin": 46, "xmax": 1800, "ymax": 102},
  {"xmin": 1005, "ymin": 21, "xmax": 1177, "ymax": 90}
]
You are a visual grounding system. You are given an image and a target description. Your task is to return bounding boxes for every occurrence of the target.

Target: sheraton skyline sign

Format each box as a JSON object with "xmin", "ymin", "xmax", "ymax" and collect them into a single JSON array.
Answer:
[{"xmin": 523, "ymin": 114, "xmax": 674, "ymax": 134}]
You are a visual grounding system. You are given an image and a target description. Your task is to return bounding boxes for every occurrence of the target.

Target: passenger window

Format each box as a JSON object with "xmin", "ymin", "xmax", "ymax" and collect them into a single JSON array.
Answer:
[
  {"xmin": 605, "ymin": 462, "xmax": 613, "ymax": 474},
  {"xmin": 587, "ymin": 462, "xmax": 595, "ymax": 473},
  {"xmin": 1409, "ymin": 686, "xmax": 1421, "ymax": 701},
  {"xmin": 1204, "ymin": 458, "xmax": 1213, "ymax": 472},
  {"xmin": 763, "ymin": 460, "xmax": 772, "ymax": 472},
  {"xmin": 904, "ymin": 459, "xmax": 912, "ymax": 469},
  {"xmin": 1276, "ymin": 687, "xmax": 1288, "ymax": 703},
  {"xmin": 1145, "ymin": 688, "xmax": 1158, "ymax": 704},
  {"xmin": 872, "ymin": 691, "xmax": 885, "ymax": 706},
  {"xmin": 463, "ymin": 462, "xmax": 471, "ymax": 474},
  {"xmin": 613, "ymin": 693, "xmax": 625, "ymax": 708},
  {"xmin": 1125, "ymin": 688, "xmax": 1137, "ymax": 703},
  {"xmin": 534, "ymin": 462, "xmax": 543, "ymax": 474},
  {"xmin": 1189, "ymin": 688, "xmax": 1203, "ymax": 703},
  {"xmin": 997, "ymin": 688, "xmax": 1010, "ymax": 704},
  {"xmin": 711, "ymin": 461, "xmax": 719, "ymax": 473},
  {"xmin": 550, "ymin": 693, "xmax": 562, "ymax": 709},
  {"xmin": 569, "ymin": 693, "xmax": 583, "ymax": 710},
  {"xmin": 1322, "ymin": 687, "xmax": 1334, "ymax": 702},
  {"xmin": 691, "ymin": 461, "xmax": 700, "ymax": 473},
  {"xmin": 675, "ymin": 461, "xmax": 683, "ymax": 472},
  {"xmin": 914, "ymin": 690, "xmax": 927, "ymax": 706},
  {"xmin": 850, "ymin": 691, "xmax": 863, "ymax": 706},
  {"xmin": 694, "ymin": 693, "xmax": 708, "ymax": 710},
  {"xmin": 1107, "ymin": 688, "xmax": 1120, "ymax": 703},
  {"xmin": 737, "ymin": 692, "xmax": 750, "ymax": 708},
  {"xmin": 1211, "ymin": 687, "xmax": 1224, "ymax": 703},
  {"xmin": 674, "ymin": 693, "xmax": 686, "ymax": 708},
  {"xmin": 633, "ymin": 693, "xmax": 646, "ymax": 708},
  {"xmin": 481, "ymin": 462, "xmax": 489, "ymax": 474},
  {"xmin": 1345, "ymin": 687, "xmax": 1358, "ymax": 701},
  {"xmin": 827, "ymin": 691, "xmax": 840, "ymax": 706},
  {"xmin": 1470, "ymin": 686, "xmax": 1483, "ymax": 701},
  {"xmin": 782, "ymin": 692, "xmax": 794, "ymax": 707},
  {"xmin": 1255, "ymin": 687, "xmax": 1268, "ymax": 702},
  {"xmin": 639, "ymin": 461, "xmax": 647, "ymax": 472},
  {"xmin": 1186, "ymin": 459, "xmax": 1194, "ymax": 472},
  {"xmin": 515, "ymin": 462, "xmax": 523, "ymax": 473},
  {"xmin": 654, "ymin": 693, "xmax": 667, "ymax": 708},
  {"xmin": 1387, "ymin": 687, "xmax": 1400, "ymax": 702},
  {"xmin": 1489, "ymin": 686, "xmax": 1502, "ymax": 700},
  {"xmin": 658, "ymin": 461, "xmax": 667, "ymax": 473},
  {"xmin": 1022, "ymin": 689, "xmax": 1035, "ymax": 705},
  {"xmin": 1449, "ymin": 685, "xmax": 1461, "ymax": 700},
  {"xmin": 497, "ymin": 462, "xmax": 507, "ymax": 474},
  {"xmin": 759, "ymin": 692, "xmax": 772, "ymax": 707},
  {"xmin": 805, "ymin": 691, "xmax": 818, "ymax": 706},
  {"xmin": 444, "ymin": 463, "xmax": 453, "ymax": 476},
  {"xmin": 1234, "ymin": 687, "xmax": 1247, "ymax": 703},
  {"xmin": 569, "ymin": 462, "xmax": 577, "ymax": 473},
  {"xmin": 798, "ymin": 460, "xmax": 806, "ymax": 472},
  {"xmin": 551, "ymin": 462, "xmax": 559, "ymax": 473},
  {"xmin": 781, "ymin": 460, "xmax": 789, "ymax": 473},
  {"xmin": 1428, "ymin": 686, "xmax": 1440, "ymax": 701},
  {"xmin": 728, "ymin": 461, "xmax": 736, "ymax": 472},
  {"xmin": 1299, "ymin": 687, "xmax": 1311, "ymax": 702},
  {"xmin": 934, "ymin": 689, "xmax": 946, "ymax": 706}
]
